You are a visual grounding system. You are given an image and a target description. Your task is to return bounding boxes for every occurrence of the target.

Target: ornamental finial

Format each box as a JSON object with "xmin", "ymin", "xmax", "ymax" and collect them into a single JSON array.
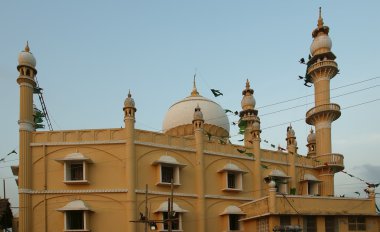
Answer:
[
  {"xmin": 318, "ymin": 7, "xmax": 324, "ymax": 29},
  {"xmin": 191, "ymin": 74, "xmax": 199, "ymax": 96},
  {"xmin": 25, "ymin": 41, "xmax": 30, "ymax": 52}
]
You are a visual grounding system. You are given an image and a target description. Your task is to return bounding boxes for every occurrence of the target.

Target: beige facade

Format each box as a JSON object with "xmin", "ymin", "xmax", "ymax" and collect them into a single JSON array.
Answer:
[{"xmin": 14, "ymin": 9, "xmax": 378, "ymax": 232}]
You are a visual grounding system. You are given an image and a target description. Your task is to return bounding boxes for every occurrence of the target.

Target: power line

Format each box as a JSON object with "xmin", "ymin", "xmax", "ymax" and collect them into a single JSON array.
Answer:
[
  {"xmin": 260, "ymin": 85, "xmax": 379, "ymax": 117},
  {"xmin": 260, "ymin": 98, "xmax": 380, "ymax": 131},
  {"xmin": 257, "ymin": 76, "xmax": 380, "ymax": 109}
]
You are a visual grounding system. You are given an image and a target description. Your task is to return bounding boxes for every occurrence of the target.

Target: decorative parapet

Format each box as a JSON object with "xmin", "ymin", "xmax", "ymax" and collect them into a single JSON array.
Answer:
[
  {"xmin": 240, "ymin": 195, "xmax": 376, "ymax": 219},
  {"xmin": 32, "ymin": 128, "xmax": 125, "ymax": 143},
  {"xmin": 240, "ymin": 197, "xmax": 269, "ymax": 219},
  {"xmin": 313, "ymin": 153, "xmax": 344, "ymax": 172},
  {"xmin": 275, "ymin": 195, "xmax": 375, "ymax": 215}
]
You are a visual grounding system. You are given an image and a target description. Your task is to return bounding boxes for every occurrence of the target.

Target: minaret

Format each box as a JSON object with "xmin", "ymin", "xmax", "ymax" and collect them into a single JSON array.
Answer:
[
  {"xmin": 239, "ymin": 80, "xmax": 262, "ymax": 198},
  {"xmin": 305, "ymin": 8, "xmax": 343, "ymax": 196},
  {"xmin": 286, "ymin": 125, "xmax": 298, "ymax": 192},
  {"xmin": 123, "ymin": 91, "xmax": 137, "ymax": 232},
  {"xmin": 193, "ymin": 105, "xmax": 206, "ymax": 232},
  {"xmin": 17, "ymin": 42, "xmax": 37, "ymax": 232}
]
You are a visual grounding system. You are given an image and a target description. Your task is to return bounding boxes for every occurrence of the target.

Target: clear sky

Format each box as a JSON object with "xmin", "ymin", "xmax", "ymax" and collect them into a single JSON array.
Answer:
[{"xmin": 1, "ymin": 1, "xmax": 380, "ymax": 210}]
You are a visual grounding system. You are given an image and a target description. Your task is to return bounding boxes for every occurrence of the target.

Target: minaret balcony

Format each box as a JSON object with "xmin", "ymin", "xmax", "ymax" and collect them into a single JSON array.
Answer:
[
  {"xmin": 306, "ymin": 103, "xmax": 341, "ymax": 125},
  {"xmin": 313, "ymin": 153, "xmax": 344, "ymax": 172},
  {"xmin": 307, "ymin": 60, "xmax": 339, "ymax": 81}
]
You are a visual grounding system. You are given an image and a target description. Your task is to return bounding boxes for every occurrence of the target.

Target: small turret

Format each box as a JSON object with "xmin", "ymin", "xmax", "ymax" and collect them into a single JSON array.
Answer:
[
  {"xmin": 286, "ymin": 124, "xmax": 297, "ymax": 149},
  {"xmin": 192, "ymin": 104, "xmax": 204, "ymax": 130},
  {"xmin": 123, "ymin": 90, "xmax": 136, "ymax": 119},
  {"xmin": 306, "ymin": 128, "xmax": 316, "ymax": 157}
]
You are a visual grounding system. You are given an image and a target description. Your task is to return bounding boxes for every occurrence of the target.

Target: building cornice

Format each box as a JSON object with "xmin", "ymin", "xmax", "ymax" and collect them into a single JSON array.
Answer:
[{"xmin": 19, "ymin": 188, "xmax": 128, "ymax": 194}]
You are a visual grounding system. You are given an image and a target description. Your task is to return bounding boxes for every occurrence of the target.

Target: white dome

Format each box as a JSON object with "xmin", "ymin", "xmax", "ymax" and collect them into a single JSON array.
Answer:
[
  {"xmin": 18, "ymin": 51, "xmax": 36, "ymax": 68},
  {"xmin": 163, "ymin": 95, "xmax": 229, "ymax": 137},
  {"xmin": 18, "ymin": 43, "xmax": 36, "ymax": 68},
  {"xmin": 310, "ymin": 34, "xmax": 332, "ymax": 56}
]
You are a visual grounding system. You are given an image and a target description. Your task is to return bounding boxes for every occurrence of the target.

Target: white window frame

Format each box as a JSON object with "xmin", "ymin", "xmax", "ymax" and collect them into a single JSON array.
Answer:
[
  {"xmin": 218, "ymin": 164, "xmax": 247, "ymax": 192},
  {"xmin": 274, "ymin": 177, "xmax": 288, "ymax": 194},
  {"xmin": 300, "ymin": 174, "xmax": 321, "ymax": 196},
  {"xmin": 57, "ymin": 200, "xmax": 92, "ymax": 232},
  {"xmin": 64, "ymin": 210, "xmax": 90, "ymax": 232},
  {"xmin": 228, "ymin": 214, "xmax": 242, "ymax": 231},
  {"xmin": 161, "ymin": 212, "xmax": 183, "ymax": 231},
  {"xmin": 55, "ymin": 153, "xmax": 93, "ymax": 185},
  {"xmin": 154, "ymin": 201, "xmax": 188, "ymax": 232},
  {"xmin": 307, "ymin": 181, "xmax": 320, "ymax": 195},
  {"xmin": 64, "ymin": 161, "xmax": 88, "ymax": 183},
  {"xmin": 152, "ymin": 156, "xmax": 186, "ymax": 186},
  {"xmin": 219, "ymin": 205, "xmax": 246, "ymax": 232}
]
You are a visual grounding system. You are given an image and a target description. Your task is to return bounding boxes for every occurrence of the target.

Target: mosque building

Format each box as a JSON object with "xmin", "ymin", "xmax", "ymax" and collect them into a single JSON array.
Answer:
[{"xmin": 13, "ymin": 8, "xmax": 379, "ymax": 232}]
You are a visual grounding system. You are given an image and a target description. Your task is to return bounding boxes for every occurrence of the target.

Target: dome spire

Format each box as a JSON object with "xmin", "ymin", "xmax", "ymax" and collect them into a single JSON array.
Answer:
[
  {"xmin": 312, "ymin": 7, "xmax": 329, "ymax": 38},
  {"xmin": 25, "ymin": 41, "xmax": 30, "ymax": 52},
  {"xmin": 191, "ymin": 73, "xmax": 199, "ymax": 96},
  {"xmin": 318, "ymin": 7, "xmax": 324, "ymax": 29}
]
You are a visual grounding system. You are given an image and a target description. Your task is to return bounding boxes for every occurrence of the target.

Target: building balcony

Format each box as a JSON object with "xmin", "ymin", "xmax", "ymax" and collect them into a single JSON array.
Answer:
[
  {"xmin": 306, "ymin": 103, "xmax": 341, "ymax": 125},
  {"xmin": 307, "ymin": 60, "xmax": 339, "ymax": 80},
  {"xmin": 240, "ymin": 195, "xmax": 376, "ymax": 220},
  {"xmin": 313, "ymin": 153, "xmax": 344, "ymax": 172}
]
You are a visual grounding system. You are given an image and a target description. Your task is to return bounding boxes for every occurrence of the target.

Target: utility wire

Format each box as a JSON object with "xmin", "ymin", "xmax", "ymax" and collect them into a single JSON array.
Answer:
[{"xmin": 257, "ymin": 76, "xmax": 380, "ymax": 109}]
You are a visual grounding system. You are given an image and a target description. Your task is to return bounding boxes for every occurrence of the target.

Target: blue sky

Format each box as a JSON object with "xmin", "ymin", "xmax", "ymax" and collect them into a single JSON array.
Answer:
[{"xmin": 1, "ymin": 1, "xmax": 380, "ymax": 209}]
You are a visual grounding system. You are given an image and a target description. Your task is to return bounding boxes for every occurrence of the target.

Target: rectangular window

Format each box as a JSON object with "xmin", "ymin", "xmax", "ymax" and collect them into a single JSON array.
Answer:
[
  {"xmin": 325, "ymin": 216, "xmax": 337, "ymax": 232},
  {"xmin": 163, "ymin": 212, "xmax": 180, "ymax": 230},
  {"xmin": 229, "ymin": 214, "xmax": 240, "ymax": 230},
  {"xmin": 304, "ymin": 216, "xmax": 317, "ymax": 232},
  {"xmin": 228, "ymin": 173, "xmax": 236, "ymax": 189},
  {"xmin": 161, "ymin": 166, "xmax": 174, "ymax": 183},
  {"xmin": 348, "ymin": 216, "xmax": 366, "ymax": 231},
  {"xmin": 66, "ymin": 211, "xmax": 84, "ymax": 230}
]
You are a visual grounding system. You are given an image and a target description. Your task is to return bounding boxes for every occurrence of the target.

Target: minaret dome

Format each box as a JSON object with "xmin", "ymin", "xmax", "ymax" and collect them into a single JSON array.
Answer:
[
  {"xmin": 193, "ymin": 104, "xmax": 204, "ymax": 121},
  {"xmin": 307, "ymin": 128, "xmax": 316, "ymax": 144},
  {"xmin": 18, "ymin": 41, "xmax": 37, "ymax": 70},
  {"xmin": 124, "ymin": 90, "xmax": 136, "ymax": 108},
  {"xmin": 241, "ymin": 79, "xmax": 256, "ymax": 110},
  {"xmin": 310, "ymin": 8, "xmax": 332, "ymax": 56}
]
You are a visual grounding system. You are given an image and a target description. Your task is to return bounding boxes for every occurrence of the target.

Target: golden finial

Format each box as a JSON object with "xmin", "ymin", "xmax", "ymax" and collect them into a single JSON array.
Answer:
[
  {"xmin": 128, "ymin": 89, "xmax": 131, "ymax": 98},
  {"xmin": 191, "ymin": 74, "xmax": 199, "ymax": 96},
  {"xmin": 25, "ymin": 41, "xmax": 30, "ymax": 52},
  {"xmin": 317, "ymin": 7, "xmax": 324, "ymax": 29}
]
